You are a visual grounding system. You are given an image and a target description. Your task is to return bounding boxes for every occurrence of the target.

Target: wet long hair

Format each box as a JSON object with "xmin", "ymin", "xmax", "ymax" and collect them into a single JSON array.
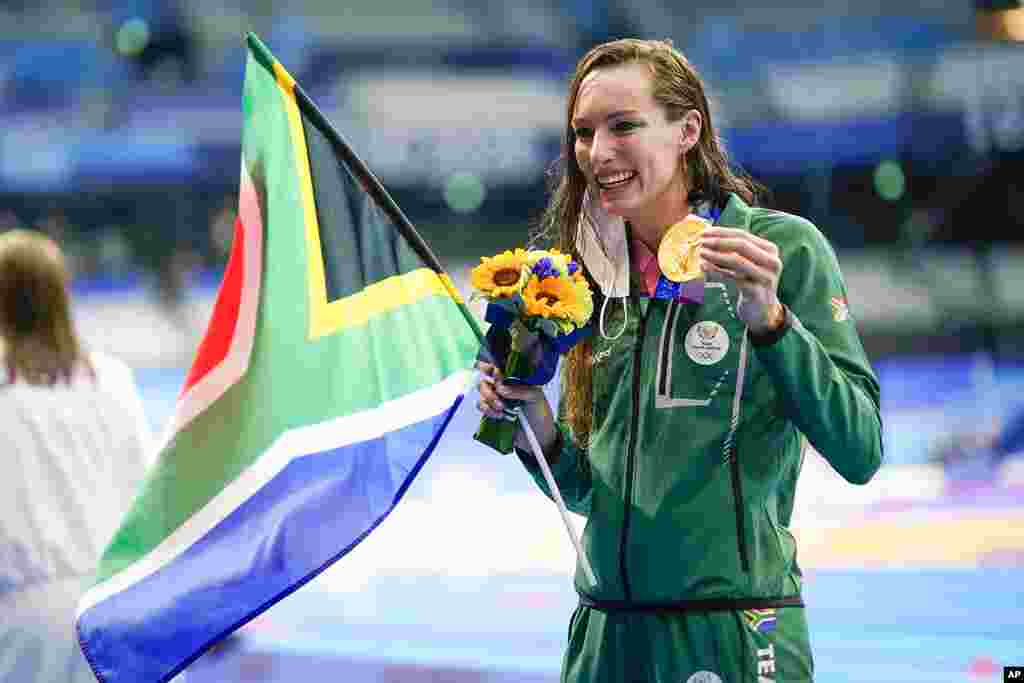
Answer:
[
  {"xmin": 536, "ymin": 39, "xmax": 764, "ymax": 448},
  {"xmin": 0, "ymin": 229, "xmax": 89, "ymax": 385}
]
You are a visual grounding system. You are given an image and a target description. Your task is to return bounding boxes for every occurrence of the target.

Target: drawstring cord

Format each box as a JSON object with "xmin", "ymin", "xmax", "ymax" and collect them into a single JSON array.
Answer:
[{"xmin": 598, "ymin": 295, "xmax": 628, "ymax": 341}]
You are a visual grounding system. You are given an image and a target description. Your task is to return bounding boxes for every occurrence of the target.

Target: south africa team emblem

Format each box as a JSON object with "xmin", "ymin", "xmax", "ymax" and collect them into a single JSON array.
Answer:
[{"xmin": 743, "ymin": 607, "xmax": 778, "ymax": 633}]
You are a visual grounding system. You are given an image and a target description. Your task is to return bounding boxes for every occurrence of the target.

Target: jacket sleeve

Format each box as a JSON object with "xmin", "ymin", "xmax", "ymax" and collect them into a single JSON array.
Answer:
[
  {"xmin": 752, "ymin": 214, "xmax": 883, "ymax": 484},
  {"xmin": 515, "ymin": 421, "xmax": 593, "ymax": 516}
]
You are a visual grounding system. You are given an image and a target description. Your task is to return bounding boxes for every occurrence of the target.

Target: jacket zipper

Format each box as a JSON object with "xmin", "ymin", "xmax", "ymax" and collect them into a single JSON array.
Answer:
[
  {"xmin": 618, "ymin": 305, "xmax": 647, "ymax": 600},
  {"xmin": 658, "ymin": 301, "xmax": 678, "ymax": 395},
  {"xmin": 728, "ymin": 447, "xmax": 750, "ymax": 572},
  {"xmin": 725, "ymin": 331, "xmax": 752, "ymax": 574}
]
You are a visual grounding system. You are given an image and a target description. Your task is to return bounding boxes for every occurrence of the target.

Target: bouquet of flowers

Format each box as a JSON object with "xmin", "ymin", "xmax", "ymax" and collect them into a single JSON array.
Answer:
[{"xmin": 470, "ymin": 247, "xmax": 594, "ymax": 454}]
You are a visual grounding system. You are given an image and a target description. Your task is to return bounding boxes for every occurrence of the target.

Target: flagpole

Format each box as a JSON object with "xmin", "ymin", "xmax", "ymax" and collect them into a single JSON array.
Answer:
[{"xmin": 515, "ymin": 406, "xmax": 597, "ymax": 586}]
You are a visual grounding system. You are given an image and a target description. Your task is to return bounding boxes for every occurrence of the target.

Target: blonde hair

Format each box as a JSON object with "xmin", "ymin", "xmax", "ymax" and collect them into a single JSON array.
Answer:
[
  {"xmin": 0, "ymin": 229, "xmax": 88, "ymax": 385},
  {"xmin": 537, "ymin": 38, "xmax": 763, "ymax": 447}
]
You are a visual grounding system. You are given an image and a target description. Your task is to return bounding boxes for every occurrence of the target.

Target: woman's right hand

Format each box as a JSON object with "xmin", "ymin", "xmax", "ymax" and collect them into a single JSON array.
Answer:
[{"xmin": 475, "ymin": 361, "xmax": 546, "ymax": 420}]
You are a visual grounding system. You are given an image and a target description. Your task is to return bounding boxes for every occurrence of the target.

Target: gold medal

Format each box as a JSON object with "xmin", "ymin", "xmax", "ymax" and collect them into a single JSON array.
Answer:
[{"xmin": 658, "ymin": 215, "xmax": 709, "ymax": 283}]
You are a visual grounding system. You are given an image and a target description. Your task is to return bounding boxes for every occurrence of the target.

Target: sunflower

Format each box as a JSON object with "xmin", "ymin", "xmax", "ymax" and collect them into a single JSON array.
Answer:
[
  {"xmin": 523, "ymin": 275, "xmax": 585, "ymax": 324},
  {"xmin": 570, "ymin": 277, "xmax": 594, "ymax": 325},
  {"xmin": 470, "ymin": 248, "xmax": 528, "ymax": 298}
]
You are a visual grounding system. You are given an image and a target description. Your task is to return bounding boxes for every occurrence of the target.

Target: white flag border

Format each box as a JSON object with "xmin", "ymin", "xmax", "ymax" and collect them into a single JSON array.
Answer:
[{"xmin": 77, "ymin": 368, "xmax": 472, "ymax": 618}]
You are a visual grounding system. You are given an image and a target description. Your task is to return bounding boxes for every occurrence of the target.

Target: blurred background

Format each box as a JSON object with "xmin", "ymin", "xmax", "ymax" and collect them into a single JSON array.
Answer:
[{"xmin": 3, "ymin": 0, "xmax": 1023, "ymax": 680}]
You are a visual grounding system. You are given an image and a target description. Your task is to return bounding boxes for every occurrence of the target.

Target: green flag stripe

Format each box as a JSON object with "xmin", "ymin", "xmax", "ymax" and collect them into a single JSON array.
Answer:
[{"xmin": 245, "ymin": 33, "xmax": 278, "ymax": 79}]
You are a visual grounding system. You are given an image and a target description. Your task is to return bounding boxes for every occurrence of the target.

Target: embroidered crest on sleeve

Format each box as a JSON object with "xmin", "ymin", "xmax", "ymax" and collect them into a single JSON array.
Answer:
[{"xmin": 830, "ymin": 296, "xmax": 849, "ymax": 322}]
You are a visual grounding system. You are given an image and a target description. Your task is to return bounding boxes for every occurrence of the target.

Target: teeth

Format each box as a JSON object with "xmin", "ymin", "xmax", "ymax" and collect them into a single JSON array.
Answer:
[{"xmin": 598, "ymin": 171, "xmax": 635, "ymax": 188}]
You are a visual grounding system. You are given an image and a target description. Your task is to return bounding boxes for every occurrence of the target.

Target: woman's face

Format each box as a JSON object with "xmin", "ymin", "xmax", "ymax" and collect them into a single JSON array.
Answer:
[{"xmin": 572, "ymin": 62, "xmax": 689, "ymax": 231}]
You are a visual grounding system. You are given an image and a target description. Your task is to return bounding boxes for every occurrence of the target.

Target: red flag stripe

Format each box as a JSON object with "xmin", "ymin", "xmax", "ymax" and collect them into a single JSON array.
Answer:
[
  {"xmin": 166, "ymin": 161, "xmax": 263, "ymax": 437},
  {"xmin": 183, "ymin": 214, "xmax": 245, "ymax": 395}
]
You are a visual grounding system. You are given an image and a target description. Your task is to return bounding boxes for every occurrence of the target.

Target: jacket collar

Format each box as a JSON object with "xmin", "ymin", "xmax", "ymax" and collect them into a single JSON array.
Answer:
[{"xmin": 717, "ymin": 192, "xmax": 753, "ymax": 232}]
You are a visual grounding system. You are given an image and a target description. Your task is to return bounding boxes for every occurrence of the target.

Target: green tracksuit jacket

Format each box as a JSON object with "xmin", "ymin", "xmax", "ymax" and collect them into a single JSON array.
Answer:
[{"xmin": 517, "ymin": 194, "xmax": 883, "ymax": 682}]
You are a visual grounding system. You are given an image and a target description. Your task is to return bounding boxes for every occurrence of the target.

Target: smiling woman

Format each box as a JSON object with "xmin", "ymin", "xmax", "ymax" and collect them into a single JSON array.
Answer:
[
  {"xmin": 473, "ymin": 38, "xmax": 883, "ymax": 683},
  {"xmin": 570, "ymin": 61, "xmax": 695, "ymax": 243}
]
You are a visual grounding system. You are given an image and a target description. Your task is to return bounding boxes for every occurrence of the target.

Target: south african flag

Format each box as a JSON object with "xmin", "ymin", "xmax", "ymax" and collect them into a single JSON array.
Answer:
[{"xmin": 75, "ymin": 33, "xmax": 481, "ymax": 682}]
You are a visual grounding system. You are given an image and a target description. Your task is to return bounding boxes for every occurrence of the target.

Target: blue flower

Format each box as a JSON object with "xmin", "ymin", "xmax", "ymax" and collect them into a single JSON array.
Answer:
[
  {"xmin": 567, "ymin": 261, "xmax": 579, "ymax": 275},
  {"xmin": 532, "ymin": 257, "xmax": 560, "ymax": 279}
]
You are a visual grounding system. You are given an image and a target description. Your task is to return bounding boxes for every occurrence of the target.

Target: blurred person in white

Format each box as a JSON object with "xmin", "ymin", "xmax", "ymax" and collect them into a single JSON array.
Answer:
[{"xmin": 0, "ymin": 230, "xmax": 152, "ymax": 682}]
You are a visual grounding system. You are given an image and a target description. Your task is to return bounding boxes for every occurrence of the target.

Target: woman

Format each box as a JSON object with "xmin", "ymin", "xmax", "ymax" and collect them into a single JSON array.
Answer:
[
  {"xmin": 0, "ymin": 229, "xmax": 152, "ymax": 682},
  {"xmin": 477, "ymin": 39, "xmax": 882, "ymax": 682}
]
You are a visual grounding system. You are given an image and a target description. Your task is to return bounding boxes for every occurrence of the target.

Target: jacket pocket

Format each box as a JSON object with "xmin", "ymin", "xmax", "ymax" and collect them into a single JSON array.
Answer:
[{"xmin": 654, "ymin": 283, "xmax": 745, "ymax": 411}]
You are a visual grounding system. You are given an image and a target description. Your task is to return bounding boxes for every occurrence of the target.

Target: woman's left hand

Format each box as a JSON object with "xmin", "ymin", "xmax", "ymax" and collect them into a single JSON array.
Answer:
[{"xmin": 699, "ymin": 227, "xmax": 784, "ymax": 335}]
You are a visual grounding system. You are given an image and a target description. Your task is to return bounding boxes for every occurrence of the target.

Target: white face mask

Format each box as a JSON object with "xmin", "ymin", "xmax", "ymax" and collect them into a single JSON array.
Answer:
[
  {"xmin": 576, "ymin": 189, "xmax": 630, "ymax": 340},
  {"xmin": 576, "ymin": 189, "xmax": 630, "ymax": 299},
  {"xmin": 576, "ymin": 190, "xmax": 723, "ymax": 340}
]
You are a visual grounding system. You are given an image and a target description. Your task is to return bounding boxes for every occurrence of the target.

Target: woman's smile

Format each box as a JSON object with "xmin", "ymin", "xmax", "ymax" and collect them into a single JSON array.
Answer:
[{"xmin": 596, "ymin": 170, "xmax": 638, "ymax": 192}]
